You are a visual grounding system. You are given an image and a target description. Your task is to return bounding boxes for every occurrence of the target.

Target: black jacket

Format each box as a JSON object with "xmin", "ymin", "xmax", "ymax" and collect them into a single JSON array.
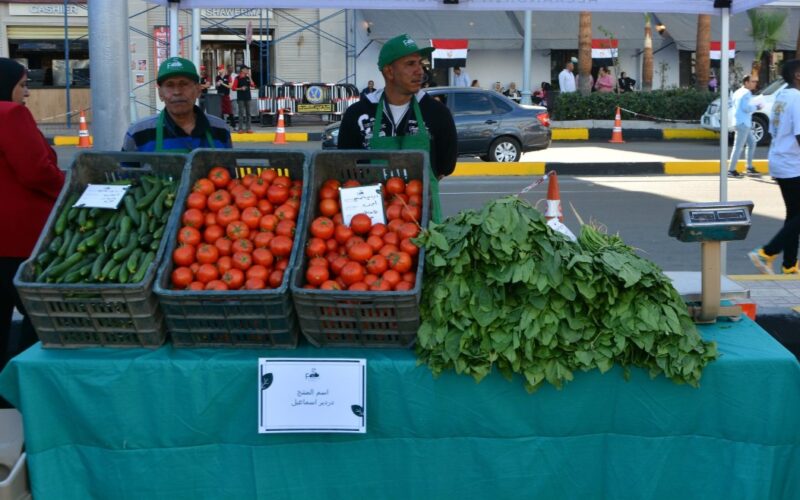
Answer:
[{"xmin": 338, "ymin": 89, "xmax": 458, "ymax": 178}]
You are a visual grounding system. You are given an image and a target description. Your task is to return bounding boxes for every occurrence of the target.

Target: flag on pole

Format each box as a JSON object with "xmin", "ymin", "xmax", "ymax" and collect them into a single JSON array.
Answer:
[
  {"xmin": 431, "ymin": 39, "xmax": 468, "ymax": 68},
  {"xmin": 591, "ymin": 39, "xmax": 618, "ymax": 66},
  {"xmin": 710, "ymin": 41, "xmax": 735, "ymax": 60}
]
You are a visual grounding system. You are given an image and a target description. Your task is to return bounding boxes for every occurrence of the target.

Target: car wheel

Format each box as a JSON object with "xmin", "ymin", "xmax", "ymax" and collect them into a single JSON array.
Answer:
[
  {"xmin": 488, "ymin": 137, "xmax": 521, "ymax": 162},
  {"xmin": 752, "ymin": 115, "xmax": 769, "ymax": 146}
]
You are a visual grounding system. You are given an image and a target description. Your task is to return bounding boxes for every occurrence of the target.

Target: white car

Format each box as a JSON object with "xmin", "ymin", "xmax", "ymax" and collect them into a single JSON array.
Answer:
[{"xmin": 700, "ymin": 78, "xmax": 787, "ymax": 146}]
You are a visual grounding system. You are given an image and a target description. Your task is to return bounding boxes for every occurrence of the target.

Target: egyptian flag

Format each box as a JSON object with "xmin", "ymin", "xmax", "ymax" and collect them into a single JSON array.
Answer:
[
  {"xmin": 710, "ymin": 41, "xmax": 736, "ymax": 60},
  {"xmin": 591, "ymin": 39, "xmax": 618, "ymax": 67},
  {"xmin": 431, "ymin": 39, "xmax": 468, "ymax": 69}
]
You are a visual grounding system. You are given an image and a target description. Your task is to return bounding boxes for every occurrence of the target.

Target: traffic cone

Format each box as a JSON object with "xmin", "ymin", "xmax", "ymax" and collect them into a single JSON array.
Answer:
[
  {"xmin": 273, "ymin": 108, "xmax": 287, "ymax": 145},
  {"xmin": 77, "ymin": 109, "xmax": 91, "ymax": 148},
  {"xmin": 609, "ymin": 106, "xmax": 625, "ymax": 144},
  {"xmin": 544, "ymin": 172, "xmax": 563, "ymax": 222}
]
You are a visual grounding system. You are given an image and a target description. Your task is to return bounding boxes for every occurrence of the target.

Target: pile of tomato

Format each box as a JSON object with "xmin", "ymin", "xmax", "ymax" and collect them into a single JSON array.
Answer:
[
  {"xmin": 302, "ymin": 176, "xmax": 422, "ymax": 292},
  {"xmin": 170, "ymin": 166, "xmax": 302, "ymax": 291}
]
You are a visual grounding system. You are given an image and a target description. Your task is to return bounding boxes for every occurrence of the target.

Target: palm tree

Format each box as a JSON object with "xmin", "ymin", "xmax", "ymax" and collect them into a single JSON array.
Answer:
[
  {"xmin": 796, "ymin": 22, "xmax": 800, "ymax": 59},
  {"xmin": 642, "ymin": 14, "xmax": 654, "ymax": 91},
  {"xmin": 695, "ymin": 14, "xmax": 711, "ymax": 91},
  {"xmin": 578, "ymin": 11, "xmax": 593, "ymax": 96},
  {"xmin": 748, "ymin": 9, "xmax": 787, "ymax": 83}
]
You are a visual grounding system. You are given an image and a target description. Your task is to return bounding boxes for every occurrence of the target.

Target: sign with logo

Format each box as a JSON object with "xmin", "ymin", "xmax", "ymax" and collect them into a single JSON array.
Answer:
[
  {"xmin": 305, "ymin": 85, "xmax": 325, "ymax": 104},
  {"xmin": 200, "ymin": 8, "xmax": 271, "ymax": 19},
  {"xmin": 298, "ymin": 104, "xmax": 334, "ymax": 113},
  {"xmin": 153, "ymin": 26, "xmax": 185, "ymax": 78},
  {"xmin": 9, "ymin": 4, "xmax": 87, "ymax": 16}
]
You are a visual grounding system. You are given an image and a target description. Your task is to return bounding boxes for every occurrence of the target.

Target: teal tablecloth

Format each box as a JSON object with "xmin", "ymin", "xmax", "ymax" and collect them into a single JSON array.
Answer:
[{"xmin": 1, "ymin": 318, "xmax": 799, "ymax": 500}]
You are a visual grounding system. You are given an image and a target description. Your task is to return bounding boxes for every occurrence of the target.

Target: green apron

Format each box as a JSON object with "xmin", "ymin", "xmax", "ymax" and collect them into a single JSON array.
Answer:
[
  {"xmin": 155, "ymin": 110, "xmax": 215, "ymax": 153},
  {"xmin": 368, "ymin": 95, "xmax": 443, "ymax": 223}
]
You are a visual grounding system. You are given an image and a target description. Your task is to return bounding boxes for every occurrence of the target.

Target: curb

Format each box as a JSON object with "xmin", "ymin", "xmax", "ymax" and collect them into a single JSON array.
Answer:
[
  {"xmin": 451, "ymin": 160, "xmax": 769, "ymax": 177},
  {"xmin": 49, "ymin": 131, "xmax": 324, "ymax": 146}
]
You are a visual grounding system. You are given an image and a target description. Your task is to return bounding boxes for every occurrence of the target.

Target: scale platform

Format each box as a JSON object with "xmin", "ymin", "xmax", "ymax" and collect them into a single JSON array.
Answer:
[{"xmin": 665, "ymin": 271, "xmax": 750, "ymax": 302}]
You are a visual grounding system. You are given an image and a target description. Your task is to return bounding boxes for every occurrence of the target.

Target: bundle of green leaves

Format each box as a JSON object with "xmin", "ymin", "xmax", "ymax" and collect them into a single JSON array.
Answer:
[{"xmin": 415, "ymin": 196, "xmax": 718, "ymax": 392}]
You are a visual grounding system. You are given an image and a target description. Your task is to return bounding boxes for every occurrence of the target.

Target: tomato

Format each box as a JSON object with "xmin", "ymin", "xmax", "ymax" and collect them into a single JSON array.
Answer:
[
  {"xmin": 260, "ymin": 169, "xmax": 277, "ymax": 183},
  {"xmin": 364, "ymin": 274, "xmax": 379, "ymax": 287},
  {"xmin": 253, "ymin": 231, "xmax": 274, "ymax": 249},
  {"xmin": 348, "ymin": 281, "xmax": 369, "ymax": 291},
  {"xmin": 182, "ymin": 208, "xmax": 204, "ymax": 228},
  {"xmin": 379, "ymin": 244, "xmax": 399, "ymax": 258},
  {"xmin": 382, "ymin": 269, "xmax": 402, "ymax": 289},
  {"xmin": 244, "ymin": 278, "xmax": 266, "ymax": 290},
  {"xmin": 196, "ymin": 263, "xmax": 219, "ymax": 284},
  {"xmin": 408, "ymin": 194, "xmax": 422, "ymax": 207},
  {"xmin": 366, "ymin": 254, "xmax": 388, "ymax": 275},
  {"xmin": 306, "ymin": 265, "xmax": 330, "ymax": 287},
  {"xmin": 386, "ymin": 204, "xmax": 402, "ymax": 221},
  {"xmin": 319, "ymin": 186, "xmax": 337, "ymax": 200},
  {"xmin": 366, "ymin": 235, "xmax": 384, "ymax": 253},
  {"xmin": 188, "ymin": 281, "xmax": 205, "ymax": 291},
  {"xmin": 204, "ymin": 279, "xmax": 228, "ymax": 291},
  {"xmin": 273, "ymin": 175, "xmax": 291, "ymax": 188},
  {"xmin": 259, "ymin": 214, "xmax": 279, "ymax": 232},
  {"xmin": 306, "ymin": 237, "xmax": 327, "ymax": 258},
  {"xmin": 275, "ymin": 219, "xmax": 296, "ymax": 238},
  {"xmin": 214, "ymin": 237, "xmax": 233, "ymax": 256},
  {"xmin": 241, "ymin": 173, "xmax": 257, "ymax": 187},
  {"xmin": 330, "ymin": 256, "xmax": 349, "ymax": 276},
  {"xmin": 178, "ymin": 226, "xmax": 202, "ymax": 246},
  {"xmin": 400, "ymin": 238, "xmax": 419, "ymax": 257},
  {"xmin": 269, "ymin": 235, "xmax": 293, "ymax": 258},
  {"xmin": 370, "ymin": 278, "xmax": 392, "ymax": 291},
  {"xmin": 235, "ymin": 190, "xmax": 258, "ymax": 210},
  {"xmin": 320, "ymin": 280, "xmax": 342, "ymax": 290},
  {"xmin": 204, "ymin": 212, "xmax": 217, "ymax": 227},
  {"xmin": 222, "ymin": 268, "xmax": 245, "ymax": 290},
  {"xmin": 268, "ymin": 269, "xmax": 284, "ymax": 288},
  {"xmin": 226, "ymin": 220, "xmax": 250, "ymax": 240},
  {"xmin": 208, "ymin": 166, "xmax": 231, "ymax": 188},
  {"xmin": 252, "ymin": 248, "xmax": 274, "ymax": 268},
  {"xmin": 385, "ymin": 177, "xmax": 406, "ymax": 195},
  {"xmin": 203, "ymin": 224, "xmax": 224, "ymax": 244},
  {"xmin": 193, "ymin": 178, "xmax": 215, "ymax": 196},
  {"xmin": 348, "ymin": 242, "xmax": 373, "ymax": 263},
  {"xmin": 383, "ymin": 231, "xmax": 400, "ymax": 247},
  {"xmin": 217, "ymin": 256, "xmax": 233, "ymax": 274},
  {"xmin": 398, "ymin": 222, "xmax": 421, "ymax": 240},
  {"xmin": 240, "ymin": 207, "xmax": 262, "ymax": 229},
  {"xmin": 402, "ymin": 271, "xmax": 416, "ymax": 283},
  {"xmin": 186, "ymin": 192, "xmax": 207, "ymax": 211},
  {"xmin": 275, "ymin": 258, "xmax": 289, "ymax": 271},
  {"xmin": 275, "ymin": 204, "xmax": 297, "ymax": 221},
  {"xmin": 216, "ymin": 205, "xmax": 240, "ymax": 227},
  {"xmin": 231, "ymin": 251, "xmax": 253, "ymax": 271},
  {"xmin": 369, "ymin": 223, "xmax": 388, "ymax": 238},
  {"xmin": 257, "ymin": 199, "xmax": 274, "ymax": 214},
  {"xmin": 196, "ymin": 244, "xmax": 220, "ymax": 264},
  {"xmin": 189, "ymin": 262, "xmax": 200, "ymax": 275},
  {"xmin": 322, "ymin": 179, "xmax": 341, "ymax": 191},
  {"xmin": 401, "ymin": 205, "xmax": 422, "ymax": 223},
  {"xmin": 387, "ymin": 218, "xmax": 404, "ymax": 234},
  {"xmin": 228, "ymin": 183, "xmax": 247, "ymax": 199},
  {"xmin": 231, "ymin": 238, "xmax": 253, "ymax": 254},
  {"xmin": 319, "ymin": 198, "xmax": 339, "ymax": 218},
  {"xmin": 171, "ymin": 266, "xmax": 194, "ymax": 289},
  {"xmin": 207, "ymin": 190, "xmax": 232, "ymax": 212},
  {"xmin": 332, "ymin": 213, "xmax": 344, "ymax": 225},
  {"xmin": 340, "ymin": 261, "xmax": 365, "ymax": 285},
  {"xmin": 343, "ymin": 179, "xmax": 360, "ymax": 188},
  {"xmin": 387, "ymin": 251, "xmax": 413, "ymax": 273},
  {"xmin": 344, "ymin": 236, "xmax": 365, "ymax": 250},
  {"xmin": 406, "ymin": 179, "xmax": 423, "ymax": 197},
  {"xmin": 334, "ymin": 225, "xmax": 353, "ymax": 245},
  {"xmin": 247, "ymin": 177, "xmax": 267, "ymax": 198},
  {"xmin": 243, "ymin": 265, "xmax": 268, "ymax": 283},
  {"xmin": 173, "ymin": 244, "xmax": 196, "ymax": 267},
  {"xmin": 267, "ymin": 184, "xmax": 289, "ymax": 205},
  {"xmin": 311, "ymin": 217, "xmax": 335, "ymax": 240},
  {"xmin": 394, "ymin": 281, "xmax": 413, "ymax": 291},
  {"xmin": 349, "ymin": 213, "xmax": 372, "ymax": 235}
]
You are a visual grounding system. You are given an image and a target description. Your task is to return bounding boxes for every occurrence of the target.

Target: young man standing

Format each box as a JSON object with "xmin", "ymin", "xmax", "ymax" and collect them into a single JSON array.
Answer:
[
  {"xmin": 558, "ymin": 59, "xmax": 577, "ymax": 93},
  {"xmin": 727, "ymin": 75, "xmax": 763, "ymax": 177},
  {"xmin": 232, "ymin": 65, "xmax": 256, "ymax": 133}
]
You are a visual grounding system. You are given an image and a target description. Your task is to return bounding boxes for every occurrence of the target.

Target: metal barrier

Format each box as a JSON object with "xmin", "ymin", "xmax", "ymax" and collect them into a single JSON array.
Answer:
[{"xmin": 258, "ymin": 82, "xmax": 359, "ymax": 126}]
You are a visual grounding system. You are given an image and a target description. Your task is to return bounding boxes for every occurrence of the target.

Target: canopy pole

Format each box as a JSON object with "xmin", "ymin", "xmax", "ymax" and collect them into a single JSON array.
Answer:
[
  {"xmin": 169, "ymin": 2, "xmax": 179, "ymax": 57},
  {"xmin": 521, "ymin": 11, "xmax": 533, "ymax": 105},
  {"xmin": 719, "ymin": 7, "xmax": 730, "ymax": 274},
  {"xmin": 192, "ymin": 9, "xmax": 201, "ymax": 69}
]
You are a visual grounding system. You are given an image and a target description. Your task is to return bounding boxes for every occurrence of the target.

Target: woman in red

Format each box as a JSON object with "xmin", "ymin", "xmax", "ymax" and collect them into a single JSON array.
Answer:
[{"xmin": 0, "ymin": 58, "xmax": 65, "ymax": 364}]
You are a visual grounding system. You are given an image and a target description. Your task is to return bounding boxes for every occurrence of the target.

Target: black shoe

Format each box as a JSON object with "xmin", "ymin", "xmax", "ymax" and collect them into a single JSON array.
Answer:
[
  {"xmin": 746, "ymin": 169, "xmax": 761, "ymax": 177},
  {"xmin": 727, "ymin": 170, "xmax": 741, "ymax": 178}
]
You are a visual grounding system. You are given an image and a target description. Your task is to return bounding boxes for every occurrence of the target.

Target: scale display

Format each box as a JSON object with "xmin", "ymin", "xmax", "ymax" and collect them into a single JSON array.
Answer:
[{"xmin": 669, "ymin": 201, "xmax": 753, "ymax": 243}]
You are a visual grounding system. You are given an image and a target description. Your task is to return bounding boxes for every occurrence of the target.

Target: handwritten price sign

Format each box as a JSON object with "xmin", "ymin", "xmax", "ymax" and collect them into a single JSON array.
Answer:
[
  {"xmin": 339, "ymin": 184, "xmax": 386, "ymax": 227},
  {"xmin": 74, "ymin": 184, "xmax": 130, "ymax": 209}
]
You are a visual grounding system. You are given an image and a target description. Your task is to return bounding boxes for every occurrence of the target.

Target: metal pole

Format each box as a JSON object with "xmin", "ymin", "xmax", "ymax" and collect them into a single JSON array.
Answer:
[
  {"xmin": 169, "ymin": 2, "xmax": 179, "ymax": 57},
  {"xmin": 719, "ymin": 7, "xmax": 730, "ymax": 274},
  {"xmin": 520, "ymin": 11, "xmax": 533, "ymax": 105},
  {"xmin": 260, "ymin": 10, "xmax": 265, "ymax": 88},
  {"xmin": 192, "ymin": 9, "xmax": 201, "ymax": 69},
  {"xmin": 266, "ymin": 11, "xmax": 271, "ymax": 85},
  {"xmin": 89, "ymin": 0, "xmax": 131, "ymax": 149},
  {"xmin": 64, "ymin": 0, "xmax": 71, "ymax": 128}
]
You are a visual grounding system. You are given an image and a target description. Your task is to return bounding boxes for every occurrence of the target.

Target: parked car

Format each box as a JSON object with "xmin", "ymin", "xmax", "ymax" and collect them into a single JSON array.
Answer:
[
  {"xmin": 323, "ymin": 87, "xmax": 551, "ymax": 162},
  {"xmin": 700, "ymin": 78, "xmax": 787, "ymax": 146}
]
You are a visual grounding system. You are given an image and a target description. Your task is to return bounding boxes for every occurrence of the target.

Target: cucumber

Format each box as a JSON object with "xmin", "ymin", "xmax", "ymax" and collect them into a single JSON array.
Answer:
[
  {"xmin": 139, "ymin": 233, "xmax": 154, "ymax": 247},
  {"xmin": 77, "ymin": 229, "xmax": 103, "ymax": 253},
  {"xmin": 118, "ymin": 264, "xmax": 130, "ymax": 284},
  {"xmin": 103, "ymin": 229, "xmax": 118, "ymax": 253},
  {"xmin": 99, "ymin": 257, "xmax": 117, "ymax": 281},
  {"xmin": 108, "ymin": 262, "xmax": 122, "ymax": 282},
  {"xmin": 123, "ymin": 195, "xmax": 139, "ymax": 225},
  {"xmin": 135, "ymin": 183, "xmax": 162, "ymax": 210},
  {"xmin": 112, "ymin": 234, "xmax": 139, "ymax": 262},
  {"xmin": 139, "ymin": 210, "xmax": 148, "ymax": 230},
  {"xmin": 36, "ymin": 250, "xmax": 54, "ymax": 266},
  {"xmin": 48, "ymin": 235, "xmax": 64, "ymax": 255},
  {"xmin": 126, "ymin": 248, "xmax": 143, "ymax": 275},
  {"xmin": 92, "ymin": 253, "xmax": 110, "ymax": 281},
  {"xmin": 79, "ymin": 218, "xmax": 95, "ymax": 233},
  {"xmin": 130, "ymin": 251, "xmax": 156, "ymax": 283},
  {"xmin": 37, "ymin": 255, "xmax": 65, "ymax": 282},
  {"xmin": 118, "ymin": 216, "xmax": 133, "ymax": 247},
  {"xmin": 66, "ymin": 230, "xmax": 82, "ymax": 256},
  {"xmin": 77, "ymin": 208, "xmax": 89, "ymax": 227},
  {"xmin": 44, "ymin": 252, "xmax": 83, "ymax": 280},
  {"xmin": 57, "ymin": 229, "xmax": 73, "ymax": 257},
  {"xmin": 151, "ymin": 188, "xmax": 169, "ymax": 218},
  {"xmin": 54, "ymin": 193, "xmax": 79, "ymax": 235}
]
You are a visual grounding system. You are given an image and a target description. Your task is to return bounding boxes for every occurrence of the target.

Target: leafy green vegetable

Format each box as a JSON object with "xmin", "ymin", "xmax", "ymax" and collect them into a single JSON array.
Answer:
[{"xmin": 415, "ymin": 196, "xmax": 717, "ymax": 392}]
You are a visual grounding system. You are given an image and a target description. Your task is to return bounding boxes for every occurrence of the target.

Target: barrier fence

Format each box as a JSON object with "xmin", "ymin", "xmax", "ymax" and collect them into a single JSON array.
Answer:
[{"xmin": 258, "ymin": 82, "xmax": 359, "ymax": 126}]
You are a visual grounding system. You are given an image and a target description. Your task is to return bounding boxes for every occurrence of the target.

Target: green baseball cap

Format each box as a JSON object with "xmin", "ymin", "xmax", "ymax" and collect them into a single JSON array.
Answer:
[
  {"xmin": 157, "ymin": 56, "xmax": 200, "ymax": 85},
  {"xmin": 377, "ymin": 34, "xmax": 434, "ymax": 70}
]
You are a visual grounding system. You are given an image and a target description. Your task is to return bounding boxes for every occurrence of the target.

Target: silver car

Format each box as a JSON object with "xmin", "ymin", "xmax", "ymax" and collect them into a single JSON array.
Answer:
[{"xmin": 700, "ymin": 78, "xmax": 786, "ymax": 146}]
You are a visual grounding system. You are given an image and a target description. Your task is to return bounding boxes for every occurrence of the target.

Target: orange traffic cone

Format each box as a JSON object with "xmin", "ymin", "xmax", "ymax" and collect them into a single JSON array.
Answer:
[
  {"xmin": 544, "ymin": 172, "xmax": 563, "ymax": 222},
  {"xmin": 609, "ymin": 106, "xmax": 625, "ymax": 144},
  {"xmin": 273, "ymin": 108, "xmax": 287, "ymax": 145},
  {"xmin": 77, "ymin": 109, "xmax": 91, "ymax": 148}
]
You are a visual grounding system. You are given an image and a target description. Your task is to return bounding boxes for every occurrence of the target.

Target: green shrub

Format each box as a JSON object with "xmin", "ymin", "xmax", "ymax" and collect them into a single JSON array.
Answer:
[{"xmin": 552, "ymin": 89, "xmax": 718, "ymax": 122}]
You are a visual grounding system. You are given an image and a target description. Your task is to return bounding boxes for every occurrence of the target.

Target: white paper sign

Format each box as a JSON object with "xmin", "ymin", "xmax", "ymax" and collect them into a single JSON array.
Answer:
[
  {"xmin": 258, "ymin": 358, "xmax": 366, "ymax": 434},
  {"xmin": 73, "ymin": 184, "xmax": 130, "ymax": 209},
  {"xmin": 339, "ymin": 184, "xmax": 385, "ymax": 227}
]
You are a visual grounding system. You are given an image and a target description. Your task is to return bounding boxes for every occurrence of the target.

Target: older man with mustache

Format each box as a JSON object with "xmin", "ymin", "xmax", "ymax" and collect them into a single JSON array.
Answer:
[{"xmin": 123, "ymin": 57, "xmax": 232, "ymax": 152}]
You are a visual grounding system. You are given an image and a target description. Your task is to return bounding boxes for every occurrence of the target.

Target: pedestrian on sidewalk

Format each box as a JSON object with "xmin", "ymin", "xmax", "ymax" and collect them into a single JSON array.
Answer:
[
  {"xmin": 727, "ymin": 75, "xmax": 763, "ymax": 178},
  {"xmin": 0, "ymin": 58, "xmax": 65, "ymax": 364},
  {"xmin": 749, "ymin": 59, "xmax": 800, "ymax": 275},
  {"xmin": 215, "ymin": 64, "xmax": 233, "ymax": 125},
  {"xmin": 232, "ymin": 65, "xmax": 256, "ymax": 133},
  {"xmin": 558, "ymin": 59, "xmax": 577, "ymax": 93}
]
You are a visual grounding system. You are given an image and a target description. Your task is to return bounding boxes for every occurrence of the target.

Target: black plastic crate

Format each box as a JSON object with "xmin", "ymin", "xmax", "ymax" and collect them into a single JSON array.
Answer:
[
  {"xmin": 290, "ymin": 150, "xmax": 430, "ymax": 348},
  {"xmin": 153, "ymin": 149, "xmax": 309, "ymax": 348},
  {"xmin": 13, "ymin": 152, "xmax": 187, "ymax": 348}
]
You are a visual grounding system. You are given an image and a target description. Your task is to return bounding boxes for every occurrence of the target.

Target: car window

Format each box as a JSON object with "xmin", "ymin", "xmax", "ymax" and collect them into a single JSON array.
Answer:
[
  {"xmin": 429, "ymin": 92, "xmax": 448, "ymax": 106},
  {"xmin": 452, "ymin": 92, "xmax": 493, "ymax": 116},
  {"xmin": 758, "ymin": 78, "xmax": 786, "ymax": 96},
  {"xmin": 490, "ymin": 95, "xmax": 514, "ymax": 114}
]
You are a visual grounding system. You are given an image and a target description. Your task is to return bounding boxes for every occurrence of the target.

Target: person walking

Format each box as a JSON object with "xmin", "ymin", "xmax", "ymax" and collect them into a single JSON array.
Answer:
[
  {"xmin": 215, "ymin": 64, "xmax": 234, "ymax": 127},
  {"xmin": 338, "ymin": 33, "xmax": 457, "ymax": 223},
  {"xmin": 122, "ymin": 56, "xmax": 232, "ymax": 152},
  {"xmin": 748, "ymin": 59, "xmax": 800, "ymax": 275},
  {"xmin": 232, "ymin": 65, "xmax": 256, "ymax": 133},
  {"xmin": 558, "ymin": 59, "xmax": 577, "ymax": 93},
  {"xmin": 727, "ymin": 75, "xmax": 762, "ymax": 177},
  {"xmin": 452, "ymin": 66, "xmax": 471, "ymax": 87},
  {"xmin": 0, "ymin": 58, "xmax": 65, "ymax": 364}
]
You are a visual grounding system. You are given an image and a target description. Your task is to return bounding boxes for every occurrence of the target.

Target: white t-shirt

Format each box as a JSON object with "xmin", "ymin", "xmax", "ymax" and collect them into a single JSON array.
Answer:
[
  {"xmin": 559, "ymin": 68, "xmax": 576, "ymax": 93},
  {"xmin": 386, "ymin": 102, "xmax": 410, "ymax": 129},
  {"xmin": 768, "ymin": 87, "xmax": 800, "ymax": 179}
]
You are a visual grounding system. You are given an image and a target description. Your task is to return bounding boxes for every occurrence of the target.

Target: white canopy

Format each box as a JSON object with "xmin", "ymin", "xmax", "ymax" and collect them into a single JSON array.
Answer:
[{"xmin": 147, "ymin": 0, "xmax": 769, "ymax": 15}]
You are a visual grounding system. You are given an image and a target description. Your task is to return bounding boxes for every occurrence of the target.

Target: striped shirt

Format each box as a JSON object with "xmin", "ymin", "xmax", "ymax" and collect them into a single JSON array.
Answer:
[{"xmin": 122, "ymin": 106, "xmax": 232, "ymax": 152}]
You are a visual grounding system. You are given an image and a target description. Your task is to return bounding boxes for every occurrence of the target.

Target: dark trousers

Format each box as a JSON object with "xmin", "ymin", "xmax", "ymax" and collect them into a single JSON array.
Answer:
[
  {"xmin": 0, "ymin": 257, "xmax": 36, "ymax": 370},
  {"xmin": 764, "ymin": 176, "xmax": 800, "ymax": 269}
]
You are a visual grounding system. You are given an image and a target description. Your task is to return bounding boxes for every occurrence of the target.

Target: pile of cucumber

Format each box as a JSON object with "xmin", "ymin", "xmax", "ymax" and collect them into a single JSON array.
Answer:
[{"xmin": 34, "ymin": 175, "xmax": 177, "ymax": 284}]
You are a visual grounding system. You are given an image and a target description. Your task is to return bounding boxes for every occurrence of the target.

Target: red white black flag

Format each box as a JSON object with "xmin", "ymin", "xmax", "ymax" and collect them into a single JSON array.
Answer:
[
  {"xmin": 710, "ymin": 41, "xmax": 736, "ymax": 59},
  {"xmin": 591, "ymin": 39, "xmax": 618, "ymax": 66},
  {"xmin": 431, "ymin": 39, "xmax": 468, "ymax": 68}
]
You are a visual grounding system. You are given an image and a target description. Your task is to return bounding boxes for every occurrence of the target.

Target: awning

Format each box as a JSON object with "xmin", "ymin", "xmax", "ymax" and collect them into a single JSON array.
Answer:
[{"xmin": 7, "ymin": 26, "xmax": 89, "ymax": 40}]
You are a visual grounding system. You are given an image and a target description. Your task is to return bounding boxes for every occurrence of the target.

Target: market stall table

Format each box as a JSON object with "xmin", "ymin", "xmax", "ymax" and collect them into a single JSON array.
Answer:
[{"xmin": 1, "ymin": 318, "xmax": 799, "ymax": 499}]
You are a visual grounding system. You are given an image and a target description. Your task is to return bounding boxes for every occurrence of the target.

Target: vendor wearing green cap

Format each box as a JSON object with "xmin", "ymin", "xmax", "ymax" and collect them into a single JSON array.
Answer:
[
  {"xmin": 123, "ymin": 56, "xmax": 232, "ymax": 152},
  {"xmin": 338, "ymin": 34, "xmax": 457, "ymax": 222}
]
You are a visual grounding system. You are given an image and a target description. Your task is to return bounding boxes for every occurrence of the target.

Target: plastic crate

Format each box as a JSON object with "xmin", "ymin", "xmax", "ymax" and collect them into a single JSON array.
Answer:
[
  {"xmin": 13, "ymin": 152, "xmax": 187, "ymax": 348},
  {"xmin": 290, "ymin": 150, "xmax": 430, "ymax": 348},
  {"xmin": 153, "ymin": 149, "xmax": 309, "ymax": 348}
]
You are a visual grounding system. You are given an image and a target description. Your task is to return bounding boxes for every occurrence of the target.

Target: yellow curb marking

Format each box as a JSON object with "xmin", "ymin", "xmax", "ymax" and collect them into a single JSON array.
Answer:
[
  {"xmin": 663, "ymin": 129, "xmax": 719, "ymax": 140},
  {"xmin": 552, "ymin": 129, "xmax": 588, "ymax": 140},
  {"xmin": 54, "ymin": 136, "xmax": 83, "ymax": 146},
  {"xmin": 728, "ymin": 274, "xmax": 800, "ymax": 281},
  {"xmin": 665, "ymin": 160, "xmax": 769, "ymax": 175},
  {"xmin": 232, "ymin": 132, "xmax": 308, "ymax": 143},
  {"xmin": 452, "ymin": 162, "xmax": 546, "ymax": 177}
]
